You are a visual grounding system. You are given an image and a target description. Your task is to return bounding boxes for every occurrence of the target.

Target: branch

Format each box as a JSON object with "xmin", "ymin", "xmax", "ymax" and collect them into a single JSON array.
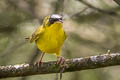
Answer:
[
  {"xmin": 114, "ymin": 0, "xmax": 120, "ymax": 6},
  {"xmin": 20, "ymin": 48, "xmax": 40, "ymax": 80},
  {"xmin": 1, "ymin": 53, "xmax": 120, "ymax": 78},
  {"xmin": 78, "ymin": 0, "xmax": 119, "ymax": 16}
]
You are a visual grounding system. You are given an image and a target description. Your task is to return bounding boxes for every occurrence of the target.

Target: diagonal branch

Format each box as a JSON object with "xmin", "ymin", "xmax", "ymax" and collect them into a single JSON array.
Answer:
[
  {"xmin": 78, "ymin": 0, "xmax": 119, "ymax": 16},
  {"xmin": 114, "ymin": 0, "xmax": 120, "ymax": 6},
  {"xmin": 0, "ymin": 53, "xmax": 120, "ymax": 78}
]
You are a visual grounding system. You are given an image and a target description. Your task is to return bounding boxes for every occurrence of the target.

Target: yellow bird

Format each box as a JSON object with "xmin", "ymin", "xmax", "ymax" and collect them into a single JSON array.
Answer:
[{"xmin": 26, "ymin": 14, "xmax": 67, "ymax": 65}]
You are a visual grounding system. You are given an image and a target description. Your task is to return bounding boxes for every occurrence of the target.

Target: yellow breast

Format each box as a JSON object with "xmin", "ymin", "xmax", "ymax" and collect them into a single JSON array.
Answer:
[{"xmin": 35, "ymin": 22, "xmax": 66, "ymax": 54}]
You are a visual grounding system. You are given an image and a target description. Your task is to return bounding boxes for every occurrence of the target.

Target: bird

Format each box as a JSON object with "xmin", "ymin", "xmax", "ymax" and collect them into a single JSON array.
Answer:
[{"xmin": 26, "ymin": 14, "xmax": 67, "ymax": 66}]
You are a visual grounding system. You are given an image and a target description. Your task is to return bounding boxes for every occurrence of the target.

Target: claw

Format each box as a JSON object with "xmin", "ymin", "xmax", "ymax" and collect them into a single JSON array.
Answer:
[
  {"xmin": 34, "ymin": 61, "xmax": 42, "ymax": 68},
  {"xmin": 57, "ymin": 56, "xmax": 66, "ymax": 80},
  {"xmin": 34, "ymin": 52, "xmax": 45, "ymax": 68},
  {"xmin": 57, "ymin": 56, "xmax": 65, "ymax": 65}
]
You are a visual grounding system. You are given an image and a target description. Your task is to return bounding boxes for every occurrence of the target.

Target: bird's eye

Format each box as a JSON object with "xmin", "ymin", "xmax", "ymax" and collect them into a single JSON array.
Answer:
[
  {"xmin": 54, "ymin": 18, "xmax": 59, "ymax": 21},
  {"xmin": 49, "ymin": 18, "xmax": 54, "ymax": 24},
  {"xmin": 59, "ymin": 18, "xmax": 62, "ymax": 20},
  {"xmin": 49, "ymin": 17, "xmax": 63, "ymax": 25}
]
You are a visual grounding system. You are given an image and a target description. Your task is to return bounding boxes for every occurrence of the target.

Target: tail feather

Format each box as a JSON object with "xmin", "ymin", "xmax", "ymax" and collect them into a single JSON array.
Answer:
[
  {"xmin": 25, "ymin": 37, "xmax": 31, "ymax": 42},
  {"xmin": 25, "ymin": 37, "xmax": 34, "ymax": 43},
  {"xmin": 25, "ymin": 37, "xmax": 30, "ymax": 40}
]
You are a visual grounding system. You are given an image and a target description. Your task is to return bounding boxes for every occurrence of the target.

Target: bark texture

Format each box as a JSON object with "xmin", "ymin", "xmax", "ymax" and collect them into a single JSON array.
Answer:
[{"xmin": 0, "ymin": 53, "xmax": 120, "ymax": 78}]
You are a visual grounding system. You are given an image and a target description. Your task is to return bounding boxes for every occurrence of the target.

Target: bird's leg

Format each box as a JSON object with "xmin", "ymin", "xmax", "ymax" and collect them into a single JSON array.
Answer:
[
  {"xmin": 35, "ymin": 52, "xmax": 45, "ymax": 67},
  {"xmin": 57, "ymin": 56, "xmax": 65, "ymax": 65},
  {"xmin": 57, "ymin": 56, "xmax": 66, "ymax": 80}
]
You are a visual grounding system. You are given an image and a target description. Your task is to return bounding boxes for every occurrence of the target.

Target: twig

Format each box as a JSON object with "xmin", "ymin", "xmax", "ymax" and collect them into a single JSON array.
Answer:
[
  {"xmin": 28, "ymin": 48, "xmax": 40, "ymax": 63},
  {"xmin": 78, "ymin": 0, "xmax": 118, "ymax": 16},
  {"xmin": 70, "ymin": 7, "xmax": 88, "ymax": 18},
  {"xmin": 114, "ymin": 0, "xmax": 120, "ymax": 6},
  {"xmin": 6, "ymin": 0, "xmax": 42, "ymax": 22},
  {"xmin": 0, "ymin": 53, "xmax": 120, "ymax": 78}
]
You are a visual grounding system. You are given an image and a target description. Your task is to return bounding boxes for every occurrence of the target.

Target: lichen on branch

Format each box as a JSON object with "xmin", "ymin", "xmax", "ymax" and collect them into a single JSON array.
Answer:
[{"xmin": 0, "ymin": 53, "xmax": 120, "ymax": 78}]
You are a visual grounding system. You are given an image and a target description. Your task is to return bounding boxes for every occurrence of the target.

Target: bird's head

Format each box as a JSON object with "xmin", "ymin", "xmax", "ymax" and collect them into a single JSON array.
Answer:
[{"xmin": 43, "ymin": 14, "xmax": 63, "ymax": 27}]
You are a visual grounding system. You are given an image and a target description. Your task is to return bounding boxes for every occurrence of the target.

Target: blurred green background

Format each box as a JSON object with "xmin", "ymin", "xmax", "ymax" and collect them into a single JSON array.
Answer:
[{"xmin": 0, "ymin": 0, "xmax": 120, "ymax": 80}]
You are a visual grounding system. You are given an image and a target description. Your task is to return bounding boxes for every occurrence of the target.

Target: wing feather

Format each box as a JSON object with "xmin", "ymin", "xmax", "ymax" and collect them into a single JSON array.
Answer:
[{"xmin": 28, "ymin": 26, "xmax": 45, "ymax": 43}]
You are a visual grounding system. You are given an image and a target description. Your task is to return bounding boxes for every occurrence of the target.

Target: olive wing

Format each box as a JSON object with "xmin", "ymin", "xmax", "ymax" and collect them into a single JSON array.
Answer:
[{"xmin": 29, "ymin": 26, "xmax": 45, "ymax": 43}]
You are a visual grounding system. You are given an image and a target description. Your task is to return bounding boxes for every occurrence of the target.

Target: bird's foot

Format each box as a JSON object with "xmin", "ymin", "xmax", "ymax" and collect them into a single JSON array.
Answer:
[
  {"xmin": 57, "ymin": 56, "xmax": 66, "ymax": 80},
  {"xmin": 34, "ymin": 52, "xmax": 45, "ymax": 68},
  {"xmin": 34, "ymin": 61, "xmax": 42, "ymax": 68},
  {"xmin": 57, "ymin": 56, "xmax": 65, "ymax": 65}
]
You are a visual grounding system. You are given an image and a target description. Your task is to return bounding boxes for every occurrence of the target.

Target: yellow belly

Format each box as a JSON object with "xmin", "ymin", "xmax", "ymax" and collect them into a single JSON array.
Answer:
[{"xmin": 35, "ymin": 23, "xmax": 66, "ymax": 54}]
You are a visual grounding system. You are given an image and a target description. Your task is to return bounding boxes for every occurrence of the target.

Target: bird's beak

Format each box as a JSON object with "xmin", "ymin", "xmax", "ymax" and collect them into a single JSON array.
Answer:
[{"xmin": 56, "ymin": 19, "xmax": 63, "ymax": 23}]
